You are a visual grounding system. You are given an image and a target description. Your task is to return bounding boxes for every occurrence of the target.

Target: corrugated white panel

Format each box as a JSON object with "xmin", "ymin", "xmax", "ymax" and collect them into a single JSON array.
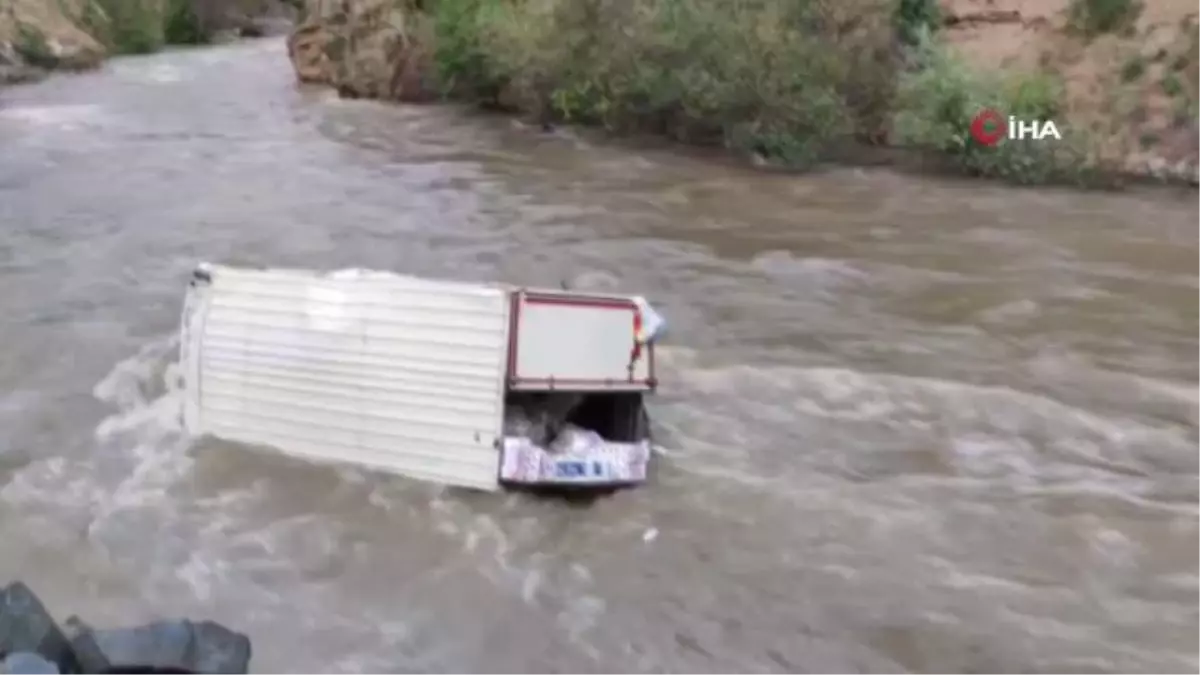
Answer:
[{"xmin": 181, "ymin": 264, "xmax": 510, "ymax": 491}]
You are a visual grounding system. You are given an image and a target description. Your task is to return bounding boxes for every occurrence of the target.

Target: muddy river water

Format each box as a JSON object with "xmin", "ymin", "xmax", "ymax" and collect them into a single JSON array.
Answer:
[{"xmin": 0, "ymin": 39, "xmax": 1197, "ymax": 673}]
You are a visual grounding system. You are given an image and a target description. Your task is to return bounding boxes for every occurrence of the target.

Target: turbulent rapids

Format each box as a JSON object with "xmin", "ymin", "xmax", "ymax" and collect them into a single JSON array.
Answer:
[{"xmin": 0, "ymin": 38, "xmax": 1195, "ymax": 673}]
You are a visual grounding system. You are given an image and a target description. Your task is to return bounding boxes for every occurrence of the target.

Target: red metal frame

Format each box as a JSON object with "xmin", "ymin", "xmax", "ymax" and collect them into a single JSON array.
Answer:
[{"xmin": 506, "ymin": 290, "xmax": 657, "ymax": 390}]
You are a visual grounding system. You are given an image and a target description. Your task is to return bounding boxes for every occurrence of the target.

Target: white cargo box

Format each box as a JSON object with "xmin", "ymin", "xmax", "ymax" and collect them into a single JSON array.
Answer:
[{"xmin": 178, "ymin": 263, "xmax": 662, "ymax": 492}]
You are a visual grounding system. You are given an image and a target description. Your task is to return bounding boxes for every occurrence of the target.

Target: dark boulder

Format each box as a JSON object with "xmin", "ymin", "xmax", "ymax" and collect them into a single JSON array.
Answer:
[
  {"xmin": 0, "ymin": 583, "xmax": 77, "ymax": 673},
  {"xmin": 188, "ymin": 621, "xmax": 251, "ymax": 674},
  {"xmin": 67, "ymin": 619, "xmax": 251, "ymax": 675},
  {"xmin": 60, "ymin": 618, "xmax": 104, "ymax": 674},
  {"xmin": 0, "ymin": 582, "xmax": 251, "ymax": 674},
  {"xmin": 0, "ymin": 652, "xmax": 61, "ymax": 674}
]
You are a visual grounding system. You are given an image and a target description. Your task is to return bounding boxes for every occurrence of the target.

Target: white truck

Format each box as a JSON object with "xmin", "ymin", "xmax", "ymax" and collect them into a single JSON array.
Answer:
[{"xmin": 178, "ymin": 263, "xmax": 665, "ymax": 491}]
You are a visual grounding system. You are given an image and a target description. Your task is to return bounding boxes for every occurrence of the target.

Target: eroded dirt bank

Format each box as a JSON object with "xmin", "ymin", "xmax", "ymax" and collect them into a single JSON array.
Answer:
[{"xmin": 940, "ymin": 0, "xmax": 1198, "ymax": 180}]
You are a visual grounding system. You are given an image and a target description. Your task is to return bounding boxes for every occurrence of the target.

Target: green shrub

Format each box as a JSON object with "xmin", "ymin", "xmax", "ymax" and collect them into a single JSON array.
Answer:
[
  {"xmin": 427, "ymin": 0, "xmax": 1112, "ymax": 183},
  {"xmin": 73, "ymin": 0, "xmax": 114, "ymax": 46},
  {"xmin": 891, "ymin": 37, "xmax": 993, "ymax": 154},
  {"xmin": 1161, "ymin": 72, "xmax": 1183, "ymax": 97},
  {"xmin": 1120, "ymin": 56, "xmax": 1145, "ymax": 81},
  {"xmin": 162, "ymin": 0, "xmax": 208, "ymax": 45},
  {"xmin": 894, "ymin": 0, "xmax": 941, "ymax": 47},
  {"xmin": 1173, "ymin": 97, "xmax": 1197, "ymax": 128},
  {"xmin": 13, "ymin": 23, "xmax": 59, "ymax": 68},
  {"xmin": 1004, "ymin": 69, "xmax": 1063, "ymax": 119},
  {"xmin": 83, "ymin": 0, "xmax": 213, "ymax": 54},
  {"xmin": 1068, "ymin": 0, "xmax": 1143, "ymax": 38},
  {"xmin": 891, "ymin": 36, "xmax": 1092, "ymax": 184},
  {"xmin": 431, "ymin": 0, "xmax": 506, "ymax": 99},
  {"xmin": 434, "ymin": 0, "xmax": 869, "ymax": 166},
  {"xmin": 95, "ymin": 0, "xmax": 165, "ymax": 53}
]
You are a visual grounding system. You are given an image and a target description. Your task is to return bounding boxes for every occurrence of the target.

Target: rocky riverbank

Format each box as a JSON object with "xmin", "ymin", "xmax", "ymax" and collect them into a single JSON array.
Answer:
[
  {"xmin": 286, "ymin": 0, "xmax": 1198, "ymax": 187},
  {"xmin": 0, "ymin": 0, "xmax": 296, "ymax": 86}
]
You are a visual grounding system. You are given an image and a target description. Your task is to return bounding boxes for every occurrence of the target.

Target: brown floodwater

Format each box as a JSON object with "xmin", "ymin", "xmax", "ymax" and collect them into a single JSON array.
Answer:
[{"xmin": 0, "ymin": 39, "xmax": 1196, "ymax": 673}]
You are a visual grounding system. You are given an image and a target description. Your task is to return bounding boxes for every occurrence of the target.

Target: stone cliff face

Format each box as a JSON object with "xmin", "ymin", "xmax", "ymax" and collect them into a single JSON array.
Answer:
[{"xmin": 287, "ymin": 0, "xmax": 434, "ymax": 101}]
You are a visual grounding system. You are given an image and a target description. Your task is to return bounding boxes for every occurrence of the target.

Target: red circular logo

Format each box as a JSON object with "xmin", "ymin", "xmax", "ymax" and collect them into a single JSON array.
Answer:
[{"xmin": 969, "ymin": 109, "xmax": 1006, "ymax": 147}]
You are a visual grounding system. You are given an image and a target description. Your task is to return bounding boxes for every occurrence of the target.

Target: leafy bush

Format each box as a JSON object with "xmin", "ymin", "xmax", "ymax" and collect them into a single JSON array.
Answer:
[
  {"xmin": 14, "ymin": 23, "xmax": 60, "ymax": 68},
  {"xmin": 1120, "ymin": 55, "xmax": 1144, "ymax": 82},
  {"xmin": 94, "ymin": 0, "xmax": 165, "ymax": 53},
  {"xmin": 890, "ymin": 36, "xmax": 1094, "ymax": 184},
  {"xmin": 82, "ymin": 0, "xmax": 216, "ymax": 53},
  {"xmin": 424, "ymin": 0, "xmax": 1117, "ymax": 183},
  {"xmin": 432, "ymin": 0, "xmax": 888, "ymax": 167},
  {"xmin": 1068, "ymin": 0, "xmax": 1143, "ymax": 38},
  {"xmin": 431, "ymin": 0, "xmax": 506, "ymax": 99},
  {"xmin": 75, "ymin": 0, "xmax": 115, "ymax": 48},
  {"xmin": 893, "ymin": 0, "xmax": 941, "ymax": 47},
  {"xmin": 162, "ymin": 0, "xmax": 208, "ymax": 45},
  {"xmin": 1161, "ymin": 72, "xmax": 1183, "ymax": 98}
]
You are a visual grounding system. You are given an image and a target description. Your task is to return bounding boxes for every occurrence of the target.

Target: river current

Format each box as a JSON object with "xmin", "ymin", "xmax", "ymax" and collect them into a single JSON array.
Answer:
[{"xmin": 0, "ymin": 39, "xmax": 1197, "ymax": 673}]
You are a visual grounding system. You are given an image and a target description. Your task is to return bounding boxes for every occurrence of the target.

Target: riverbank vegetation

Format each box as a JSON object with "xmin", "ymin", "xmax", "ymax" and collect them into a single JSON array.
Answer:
[
  {"xmin": 889, "ymin": 35, "xmax": 1100, "ymax": 185},
  {"xmin": 423, "ymin": 0, "xmax": 1195, "ymax": 186},
  {"xmin": 79, "ymin": 0, "xmax": 209, "ymax": 55},
  {"xmin": 432, "ymin": 0, "xmax": 905, "ymax": 168},
  {"xmin": 86, "ymin": 0, "xmax": 301, "ymax": 53},
  {"xmin": 414, "ymin": 0, "xmax": 1197, "ymax": 186}
]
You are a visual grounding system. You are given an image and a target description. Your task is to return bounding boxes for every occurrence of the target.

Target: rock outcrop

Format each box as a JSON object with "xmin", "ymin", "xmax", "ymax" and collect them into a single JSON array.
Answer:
[
  {"xmin": 0, "ymin": 581, "xmax": 251, "ymax": 674},
  {"xmin": 0, "ymin": 0, "xmax": 299, "ymax": 87},
  {"xmin": 0, "ymin": 0, "xmax": 107, "ymax": 84},
  {"xmin": 287, "ymin": 0, "xmax": 435, "ymax": 102}
]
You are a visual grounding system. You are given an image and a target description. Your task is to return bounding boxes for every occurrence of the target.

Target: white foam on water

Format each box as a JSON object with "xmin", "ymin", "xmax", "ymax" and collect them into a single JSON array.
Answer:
[
  {"xmin": 0, "ymin": 104, "xmax": 106, "ymax": 130},
  {"xmin": 92, "ymin": 337, "xmax": 188, "ymax": 460},
  {"xmin": 656, "ymin": 354, "xmax": 1196, "ymax": 502},
  {"xmin": 71, "ymin": 336, "xmax": 624, "ymax": 667},
  {"xmin": 566, "ymin": 269, "xmax": 622, "ymax": 292},
  {"xmin": 416, "ymin": 488, "xmax": 611, "ymax": 653},
  {"xmin": 978, "ymin": 298, "xmax": 1042, "ymax": 323},
  {"xmin": 72, "ymin": 338, "xmax": 432, "ymax": 668},
  {"xmin": 0, "ymin": 457, "xmax": 84, "ymax": 513},
  {"xmin": 1028, "ymin": 349, "xmax": 1200, "ymax": 431},
  {"xmin": 749, "ymin": 252, "xmax": 869, "ymax": 287},
  {"xmin": 77, "ymin": 338, "xmax": 194, "ymax": 558},
  {"xmin": 5, "ymin": 325, "xmax": 1179, "ymax": 673},
  {"xmin": 122, "ymin": 63, "xmax": 184, "ymax": 83},
  {"xmin": 0, "ymin": 334, "xmax": 206, "ymax": 621},
  {"xmin": 2, "ymin": 337, "xmax": 183, "ymax": 514}
]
